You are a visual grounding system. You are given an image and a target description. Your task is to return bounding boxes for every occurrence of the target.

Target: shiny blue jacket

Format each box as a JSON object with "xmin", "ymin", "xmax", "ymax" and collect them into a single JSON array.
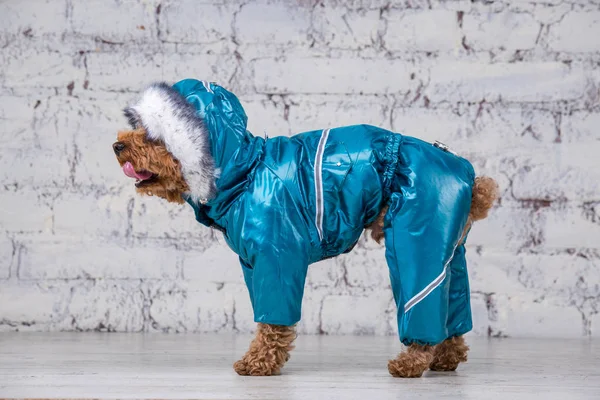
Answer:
[{"xmin": 173, "ymin": 79, "xmax": 475, "ymax": 346}]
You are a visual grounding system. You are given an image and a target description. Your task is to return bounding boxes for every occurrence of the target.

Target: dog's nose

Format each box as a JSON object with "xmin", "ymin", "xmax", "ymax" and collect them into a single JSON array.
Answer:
[{"xmin": 113, "ymin": 142, "xmax": 126, "ymax": 155}]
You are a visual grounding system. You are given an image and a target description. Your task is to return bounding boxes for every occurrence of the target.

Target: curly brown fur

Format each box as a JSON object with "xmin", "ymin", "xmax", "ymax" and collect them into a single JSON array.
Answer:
[
  {"xmin": 469, "ymin": 176, "xmax": 498, "ymax": 222},
  {"xmin": 114, "ymin": 129, "xmax": 189, "ymax": 203},
  {"xmin": 458, "ymin": 176, "xmax": 498, "ymax": 244},
  {"xmin": 429, "ymin": 335, "xmax": 469, "ymax": 371},
  {"xmin": 233, "ymin": 323, "xmax": 296, "ymax": 376},
  {"xmin": 388, "ymin": 344, "xmax": 435, "ymax": 378},
  {"xmin": 366, "ymin": 205, "xmax": 387, "ymax": 244}
]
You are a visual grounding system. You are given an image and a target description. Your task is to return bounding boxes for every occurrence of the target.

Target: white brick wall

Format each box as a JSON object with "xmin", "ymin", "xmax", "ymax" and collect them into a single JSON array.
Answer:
[{"xmin": 0, "ymin": 0, "xmax": 598, "ymax": 338}]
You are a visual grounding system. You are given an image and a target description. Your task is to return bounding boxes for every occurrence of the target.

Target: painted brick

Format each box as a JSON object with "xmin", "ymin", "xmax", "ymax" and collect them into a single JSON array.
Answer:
[
  {"xmin": 514, "ymin": 253, "xmax": 600, "ymax": 302},
  {"xmin": 340, "ymin": 245, "xmax": 390, "ymax": 289},
  {"xmin": 1, "ymin": 0, "xmax": 599, "ymax": 338},
  {"xmin": 86, "ymin": 52, "xmax": 166, "ymax": 92},
  {"xmin": 53, "ymin": 191, "xmax": 132, "ymax": 238},
  {"xmin": 542, "ymin": 207, "xmax": 600, "ymax": 249},
  {"xmin": 182, "ymin": 242, "xmax": 243, "ymax": 282},
  {"xmin": 427, "ymin": 62, "xmax": 588, "ymax": 103},
  {"xmin": 468, "ymin": 293, "xmax": 491, "ymax": 337},
  {"xmin": 491, "ymin": 294, "xmax": 583, "ymax": 338},
  {"xmin": 0, "ymin": 234, "xmax": 13, "ymax": 280},
  {"xmin": 86, "ymin": 52, "xmax": 238, "ymax": 92},
  {"xmin": 0, "ymin": 0, "xmax": 67, "ymax": 37},
  {"xmin": 305, "ymin": 258, "xmax": 343, "ymax": 289},
  {"xmin": 163, "ymin": 53, "xmax": 238, "ymax": 85},
  {"xmin": 71, "ymin": 0, "xmax": 156, "ymax": 42},
  {"xmin": 511, "ymin": 143, "xmax": 600, "ymax": 202},
  {"xmin": 0, "ymin": 95, "xmax": 38, "ymax": 137},
  {"xmin": 393, "ymin": 106, "xmax": 556, "ymax": 150},
  {"xmin": 384, "ymin": 10, "xmax": 462, "ymax": 52},
  {"xmin": 239, "ymin": 94, "xmax": 291, "ymax": 137},
  {"xmin": 463, "ymin": 11, "xmax": 541, "ymax": 51},
  {"xmin": 312, "ymin": 8, "xmax": 381, "ymax": 49},
  {"xmin": 467, "ymin": 205, "xmax": 543, "ymax": 252},
  {"xmin": 3, "ymin": 51, "xmax": 84, "ymax": 89},
  {"xmin": 548, "ymin": 12, "xmax": 600, "ymax": 52},
  {"xmin": 0, "ymin": 96, "xmax": 74, "ymax": 188},
  {"xmin": 229, "ymin": 282, "xmax": 255, "ymax": 333},
  {"xmin": 0, "ymin": 281, "xmax": 70, "ymax": 330},
  {"xmin": 146, "ymin": 280, "xmax": 231, "ymax": 333},
  {"xmin": 130, "ymin": 195, "xmax": 210, "ymax": 241},
  {"xmin": 467, "ymin": 251, "xmax": 532, "ymax": 296},
  {"xmin": 592, "ymin": 313, "xmax": 600, "ymax": 338},
  {"xmin": 469, "ymin": 250, "xmax": 599, "ymax": 308},
  {"xmin": 287, "ymin": 95, "xmax": 391, "ymax": 132},
  {"xmin": 296, "ymin": 287, "xmax": 328, "ymax": 335},
  {"xmin": 160, "ymin": 3, "xmax": 232, "ymax": 43},
  {"xmin": 393, "ymin": 107, "xmax": 465, "ymax": 143},
  {"xmin": 0, "ymin": 148, "xmax": 72, "ymax": 189},
  {"xmin": 57, "ymin": 280, "xmax": 145, "ymax": 332},
  {"xmin": 0, "ymin": 189, "xmax": 53, "ymax": 233},
  {"xmin": 561, "ymin": 111, "xmax": 600, "ymax": 142},
  {"xmin": 507, "ymin": 0, "xmax": 563, "ymax": 5},
  {"xmin": 236, "ymin": 2, "xmax": 311, "ymax": 45},
  {"xmin": 253, "ymin": 58, "xmax": 421, "ymax": 94},
  {"xmin": 18, "ymin": 237, "xmax": 181, "ymax": 280},
  {"xmin": 321, "ymin": 292, "xmax": 394, "ymax": 335}
]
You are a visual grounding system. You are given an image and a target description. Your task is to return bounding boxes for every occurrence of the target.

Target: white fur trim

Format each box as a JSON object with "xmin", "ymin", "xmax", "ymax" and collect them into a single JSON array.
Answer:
[{"xmin": 125, "ymin": 83, "xmax": 216, "ymax": 202}]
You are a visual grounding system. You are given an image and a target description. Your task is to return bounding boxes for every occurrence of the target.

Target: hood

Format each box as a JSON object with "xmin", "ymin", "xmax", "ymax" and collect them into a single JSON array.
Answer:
[{"xmin": 124, "ymin": 79, "xmax": 255, "ymax": 203}]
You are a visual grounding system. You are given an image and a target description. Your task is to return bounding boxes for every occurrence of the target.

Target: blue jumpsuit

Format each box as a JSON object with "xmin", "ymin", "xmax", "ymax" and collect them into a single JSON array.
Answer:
[{"xmin": 177, "ymin": 79, "xmax": 475, "ymax": 346}]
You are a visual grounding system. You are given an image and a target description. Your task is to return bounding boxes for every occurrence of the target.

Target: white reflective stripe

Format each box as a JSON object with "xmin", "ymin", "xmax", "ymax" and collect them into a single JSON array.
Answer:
[
  {"xmin": 313, "ymin": 128, "xmax": 330, "ymax": 241},
  {"xmin": 201, "ymin": 80, "xmax": 213, "ymax": 93},
  {"xmin": 403, "ymin": 243, "xmax": 458, "ymax": 313}
]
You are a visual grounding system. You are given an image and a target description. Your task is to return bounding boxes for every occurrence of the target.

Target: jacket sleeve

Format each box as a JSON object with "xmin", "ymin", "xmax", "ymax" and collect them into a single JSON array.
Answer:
[{"xmin": 230, "ymin": 167, "xmax": 312, "ymax": 326}]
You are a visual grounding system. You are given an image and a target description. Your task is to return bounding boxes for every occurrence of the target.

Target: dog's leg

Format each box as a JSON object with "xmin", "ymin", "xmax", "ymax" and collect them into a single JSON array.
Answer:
[
  {"xmin": 429, "ymin": 335, "xmax": 469, "ymax": 371},
  {"xmin": 233, "ymin": 323, "xmax": 296, "ymax": 376},
  {"xmin": 388, "ymin": 344, "xmax": 435, "ymax": 378}
]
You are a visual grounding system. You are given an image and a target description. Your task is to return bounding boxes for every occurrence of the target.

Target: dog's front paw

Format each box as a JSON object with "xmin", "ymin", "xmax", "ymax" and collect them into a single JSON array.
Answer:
[
  {"xmin": 388, "ymin": 358, "xmax": 427, "ymax": 378},
  {"xmin": 233, "ymin": 359, "xmax": 250, "ymax": 376},
  {"xmin": 233, "ymin": 357, "xmax": 281, "ymax": 376}
]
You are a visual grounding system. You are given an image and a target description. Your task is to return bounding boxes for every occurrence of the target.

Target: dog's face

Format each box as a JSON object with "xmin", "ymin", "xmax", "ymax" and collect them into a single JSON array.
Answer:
[{"xmin": 113, "ymin": 129, "xmax": 189, "ymax": 203}]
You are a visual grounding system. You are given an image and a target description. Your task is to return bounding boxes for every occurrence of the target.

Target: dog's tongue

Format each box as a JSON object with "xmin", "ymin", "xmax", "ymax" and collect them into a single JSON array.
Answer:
[{"xmin": 123, "ymin": 162, "xmax": 153, "ymax": 180}]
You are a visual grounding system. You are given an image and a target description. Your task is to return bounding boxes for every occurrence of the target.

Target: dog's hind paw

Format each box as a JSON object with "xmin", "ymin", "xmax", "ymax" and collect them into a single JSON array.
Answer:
[{"xmin": 388, "ymin": 344, "xmax": 434, "ymax": 378}]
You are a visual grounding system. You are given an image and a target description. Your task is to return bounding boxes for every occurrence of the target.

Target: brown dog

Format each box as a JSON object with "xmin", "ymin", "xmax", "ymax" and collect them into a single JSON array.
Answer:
[
  {"xmin": 114, "ymin": 127, "xmax": 497, "ymax": 378},
  {"xmin": 114, "ymin": 81, "xmax": 497, "ymax": 378}
]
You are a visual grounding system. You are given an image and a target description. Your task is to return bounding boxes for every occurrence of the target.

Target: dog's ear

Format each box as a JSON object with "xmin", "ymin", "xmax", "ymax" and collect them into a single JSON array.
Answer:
[{"xmin": 123, "ymin": 107, "xmax": 142, "ymax": 129}]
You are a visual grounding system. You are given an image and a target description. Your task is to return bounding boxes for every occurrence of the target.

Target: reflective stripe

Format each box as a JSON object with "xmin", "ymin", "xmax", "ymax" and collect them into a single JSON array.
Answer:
[
  {"xmin": 403, "ymin": 243, "xmax": 458, "ymax": 313},
  {"xmin": 201, "ymin": 80, "xmax": 213, "ymax": 93},
  {"xmin": 313, "ymin": 128, "xmax": 330, "ymax": 241}
]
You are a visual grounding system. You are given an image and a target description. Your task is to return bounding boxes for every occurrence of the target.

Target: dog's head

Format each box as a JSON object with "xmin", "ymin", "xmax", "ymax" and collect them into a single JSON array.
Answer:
[
  {"xmin": 113, "ymin": 128, "xmax": 189, "ymax": 203},
  {"xmin": 113, "ymin": 82, "xmax": 217, "ymax": 204}
]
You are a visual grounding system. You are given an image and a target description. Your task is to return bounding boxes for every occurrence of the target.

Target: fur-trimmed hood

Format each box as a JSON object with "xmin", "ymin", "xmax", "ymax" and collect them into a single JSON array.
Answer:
[{"xmin": 124, "ymin": 80, "xmax": 254, "ymax": 203}]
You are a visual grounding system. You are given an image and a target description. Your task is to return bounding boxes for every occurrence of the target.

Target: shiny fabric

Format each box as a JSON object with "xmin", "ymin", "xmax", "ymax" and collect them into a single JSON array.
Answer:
[{"xmin": 176, "ymin": 79, "xmax": 475, "ymax": 345}]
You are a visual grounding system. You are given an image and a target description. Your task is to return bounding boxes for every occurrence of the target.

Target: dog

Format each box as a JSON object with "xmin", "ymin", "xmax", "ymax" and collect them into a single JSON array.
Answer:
[{"xmin": 113, "ymin": 79, "xmax": 498, "ymax": 378}]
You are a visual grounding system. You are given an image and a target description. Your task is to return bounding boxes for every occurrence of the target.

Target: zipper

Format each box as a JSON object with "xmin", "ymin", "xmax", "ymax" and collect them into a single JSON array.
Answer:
[{"xmin": 313, "ymin": 128, "xmax": 330, "ymax": 241}]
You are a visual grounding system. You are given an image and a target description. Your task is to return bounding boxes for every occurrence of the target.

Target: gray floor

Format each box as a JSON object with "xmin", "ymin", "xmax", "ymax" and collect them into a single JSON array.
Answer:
[{"xmin": 0, "ymin": 333, "xmax": 598, "ymax": 400}]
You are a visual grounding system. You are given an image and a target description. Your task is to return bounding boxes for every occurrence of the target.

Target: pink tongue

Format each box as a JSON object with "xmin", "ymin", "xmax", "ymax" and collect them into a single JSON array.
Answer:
[{"xmin": 123, "ymin": 162, "xmax": 153, "ymax": 180}]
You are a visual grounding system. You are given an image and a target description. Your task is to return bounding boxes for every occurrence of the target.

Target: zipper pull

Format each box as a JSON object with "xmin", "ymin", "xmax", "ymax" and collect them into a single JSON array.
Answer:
[{"xmin": 433, "ymin": 140, "xmax": 458, "ymax": 156}]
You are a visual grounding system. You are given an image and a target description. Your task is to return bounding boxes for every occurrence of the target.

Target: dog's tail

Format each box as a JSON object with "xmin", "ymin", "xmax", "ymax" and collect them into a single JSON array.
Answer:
[
  {"xmin": 469, "ymin": 176, "xmax": 498, "ymax": 222},
  {"xmin": 455, "ymin": 176, "xmax": 498, "ymax": 244}
]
